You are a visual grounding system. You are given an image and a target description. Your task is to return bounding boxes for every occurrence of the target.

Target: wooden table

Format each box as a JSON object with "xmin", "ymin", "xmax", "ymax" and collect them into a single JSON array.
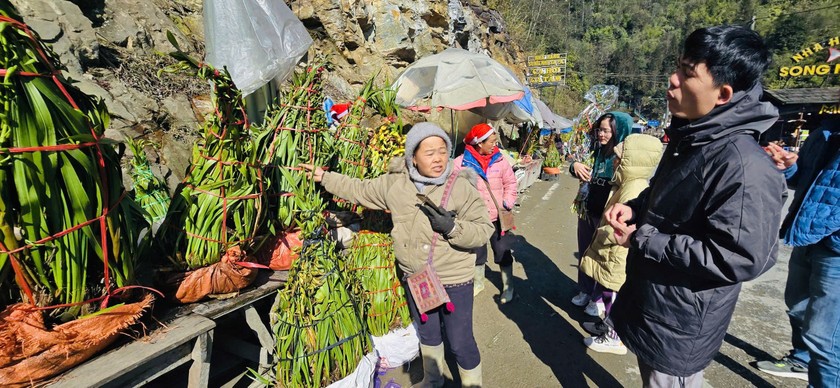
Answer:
[
  {"xmin": 46, "ymin": 270, "xmax": 288, "ymax": 388},
  {"xmin": 190, "ymin": 270, "xmax": 288, "ymax": 381},
  {"xmin": 46, "ymin": 314, "xmax": 216, "ymax": 388}
]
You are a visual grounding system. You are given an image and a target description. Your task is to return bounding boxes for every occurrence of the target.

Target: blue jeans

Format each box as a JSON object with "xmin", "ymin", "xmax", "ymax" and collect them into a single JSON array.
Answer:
[{"xmin": 785, "ymin": 243, "xmax": 840, "ymax": 387}]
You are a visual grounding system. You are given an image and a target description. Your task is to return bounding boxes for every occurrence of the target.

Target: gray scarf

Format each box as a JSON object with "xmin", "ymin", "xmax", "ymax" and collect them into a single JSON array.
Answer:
[{"xmin": 409, "ymin": 162, "xmax": 452, "ymax": 191}]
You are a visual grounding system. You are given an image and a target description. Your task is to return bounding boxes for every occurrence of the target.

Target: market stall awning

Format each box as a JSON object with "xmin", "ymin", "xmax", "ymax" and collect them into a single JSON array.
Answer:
[
  {"xmin": 765, "ymin": 87, "xmax": 840, "ymax": 105},
  {"xmin": 765, "ymin": 87, "xmax": 840, "ymax": 115},
  {"xmin": 393, "ymin": 48, "xmax": 525, "ymax": 111},
  {"xmin": 469, "ymin": 86, "xmax": 542, "ymax": 125},
  {"xmin": 534, "ymin": 99, "xmax": 573, "ymax": 130}
]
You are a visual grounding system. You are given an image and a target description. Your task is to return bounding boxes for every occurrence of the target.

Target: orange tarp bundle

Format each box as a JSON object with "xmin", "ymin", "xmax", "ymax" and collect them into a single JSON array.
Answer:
[
  {"xmin": 256, "ymin": 229, "xmax": 302, "ymax": 271},
  {"xmin": 0, "ymin": 294, "xmax": 154, "ymax": 387},
  {"xmin": 161, "ymin": 246, "xmax": 259, "ymax": 304}
]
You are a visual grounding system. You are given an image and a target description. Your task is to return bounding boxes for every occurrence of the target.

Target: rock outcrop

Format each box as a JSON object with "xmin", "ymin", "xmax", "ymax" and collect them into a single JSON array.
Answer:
[{"xmin": 9, "ymin": 0, "xmax": 525, "ymax": 185}]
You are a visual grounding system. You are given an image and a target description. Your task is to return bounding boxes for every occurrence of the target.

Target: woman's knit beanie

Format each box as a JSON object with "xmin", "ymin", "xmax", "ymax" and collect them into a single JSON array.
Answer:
[{"xmin": 404, "ymin": 122, "xmax": 452, "ymax": 185}]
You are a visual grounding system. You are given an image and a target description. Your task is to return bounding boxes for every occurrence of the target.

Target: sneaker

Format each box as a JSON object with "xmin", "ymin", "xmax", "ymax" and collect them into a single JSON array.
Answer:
[
  {"xmin": 584, "ymin": 300, "xmax": 605, "ymax": 317},
  {"xmin": 582, "ymin": 320, "xmax": 610, "ymax": 336},
  {"xmin": 571, "ymin": 292, "xmax": 590, "ymax": 307},
  {"xmin": 500, "ymin": 287, "xmax": 514, "ymax": 304},
  {"xmin": 584, "ymin": 334, "xmax": 627, "ymax": 355},
  {"xmin": 756, "ymin": 357, "xmax": 809, "ymax": 381}
]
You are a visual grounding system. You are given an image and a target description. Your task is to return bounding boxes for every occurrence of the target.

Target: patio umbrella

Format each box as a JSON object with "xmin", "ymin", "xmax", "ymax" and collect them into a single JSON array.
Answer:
[
  {"xmin": 393, "ymin": 48, "xmax": 525, "ymax": 112},
  {"xmin": 393, "ymin": 48, "xmax": 526, "ymax": 149}
]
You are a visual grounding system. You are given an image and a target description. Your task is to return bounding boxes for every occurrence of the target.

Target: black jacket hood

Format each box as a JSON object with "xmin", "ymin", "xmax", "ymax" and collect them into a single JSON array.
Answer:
[{"xmin": 666, "ymin": 83, "xmax": 779, "ymax": 148}]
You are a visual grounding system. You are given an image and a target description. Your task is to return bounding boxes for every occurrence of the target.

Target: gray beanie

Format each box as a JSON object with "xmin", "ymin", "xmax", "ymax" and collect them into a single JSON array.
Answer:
[{"xmin": 404, "ymin": 122, "xmax": 452, "ymax": 186}]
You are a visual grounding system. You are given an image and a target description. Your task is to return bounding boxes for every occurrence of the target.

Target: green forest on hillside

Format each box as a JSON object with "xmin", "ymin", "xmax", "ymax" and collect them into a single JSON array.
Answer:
[{"xmin": 488, "ymin": 0, "xmax": 840, "ymax": 121}]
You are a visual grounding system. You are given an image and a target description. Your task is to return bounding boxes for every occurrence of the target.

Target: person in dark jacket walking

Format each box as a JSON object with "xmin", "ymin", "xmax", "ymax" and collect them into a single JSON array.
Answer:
[
  {"xmin": 604, "ymin": 25, "xmax": 786, "ymax": 386},
  {"xmin": 756, "ymin": 118, "xmax": 840, "ymax": 386}
]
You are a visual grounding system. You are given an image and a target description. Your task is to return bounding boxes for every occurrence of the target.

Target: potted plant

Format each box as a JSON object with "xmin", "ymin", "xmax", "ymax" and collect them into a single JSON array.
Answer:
[{"xmin": 543, "ymin": 144, "xmax": 562, "ymax": 175}]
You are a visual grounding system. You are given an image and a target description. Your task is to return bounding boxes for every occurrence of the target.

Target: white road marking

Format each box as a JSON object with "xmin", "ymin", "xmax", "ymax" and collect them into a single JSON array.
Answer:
[{"xmin": 541, "ymin": 183, "xmax": 560, "ymax": 201}]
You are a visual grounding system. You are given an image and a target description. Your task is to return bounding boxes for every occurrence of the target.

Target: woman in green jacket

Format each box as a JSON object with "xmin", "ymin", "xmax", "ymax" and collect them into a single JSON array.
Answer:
[
  {"xmin": 579, "ymin": 134, "xmax": 663, "ymax": 355},
  {"xmin": 302, "ymin": 122, "xmax": 493, "ymax": 387},
  {"xmin": 569, "ymin": 112, "xmax": 632, "ymax": 316}
]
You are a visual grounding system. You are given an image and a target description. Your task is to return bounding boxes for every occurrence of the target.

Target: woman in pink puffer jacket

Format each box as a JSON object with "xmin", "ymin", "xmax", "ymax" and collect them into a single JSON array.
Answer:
[{"xmin": 453, "ymin": 123, "xmax": 518, "ymax": 304}]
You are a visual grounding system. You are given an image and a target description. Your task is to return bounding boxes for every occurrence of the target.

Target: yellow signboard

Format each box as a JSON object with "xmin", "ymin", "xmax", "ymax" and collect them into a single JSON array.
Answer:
[
  {"xmin": 778, "ymin": 35, "xmax": 839, "ymax": 77},
  {"xmin": 526, "ymin": 53, "xmax": 568, "ymax": 85},
  {"xmin": 790, "ymin": 36, "xmax": 838, "ymax": 62},
  {"xmin": 527, "ymin": 75, "xmax": 566, "ymax": 84},
  {"xmin": 529, "ymin": 67, "xmax": 565, "ymax": 75},
  {"xmin": 529, "ymin": 53, "xmax": 566, "ymax": 61},
  {"xmin": 780, "ymin": 63, "xmax": 840, "ymax": 77},
  {"xmin": 819, "ymin": 104, "xmax": 840, "ymax": 114},
  {"xmin": 526, "ymin": 59, "xmax": 567, "ymax": 67}
]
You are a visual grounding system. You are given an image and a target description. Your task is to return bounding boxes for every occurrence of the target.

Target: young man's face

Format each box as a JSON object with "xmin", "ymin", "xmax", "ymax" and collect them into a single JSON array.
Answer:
[{"xmin": 667, "ymin": 58, "xmax": 730, "ymax": 121}]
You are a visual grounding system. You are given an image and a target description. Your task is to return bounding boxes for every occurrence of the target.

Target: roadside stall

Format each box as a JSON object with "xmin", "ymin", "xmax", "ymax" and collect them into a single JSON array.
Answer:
[
  {"xmin": 393, "ymin": 48, "xmax": 548, "ymax": 192},
  {"xmin": 764, "ymin": 87, "xmax": 840, "ymax": 150}
]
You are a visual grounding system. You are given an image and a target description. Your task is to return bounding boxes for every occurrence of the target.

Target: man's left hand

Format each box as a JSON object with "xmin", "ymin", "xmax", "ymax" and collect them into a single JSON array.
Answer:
[{"xmin": 613, "ymin": 222, "xmax": 637, "ymax": 248}]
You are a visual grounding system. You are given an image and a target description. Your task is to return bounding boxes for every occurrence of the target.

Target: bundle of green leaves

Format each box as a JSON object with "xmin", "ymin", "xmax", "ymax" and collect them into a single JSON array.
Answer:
[
  {"xmin": 157, "ymin": 32, "xmax": 265, "ymax": 270},
  {"xmin": 0, "ymin": 4, "xmax": 149, "ymax": 320}
]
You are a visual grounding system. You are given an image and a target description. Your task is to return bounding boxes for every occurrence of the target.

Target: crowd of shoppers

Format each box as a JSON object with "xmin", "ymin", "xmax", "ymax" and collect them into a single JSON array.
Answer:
[{"xmin": 306, "ymin": 23, "xmax": 835, "ymax": 388}]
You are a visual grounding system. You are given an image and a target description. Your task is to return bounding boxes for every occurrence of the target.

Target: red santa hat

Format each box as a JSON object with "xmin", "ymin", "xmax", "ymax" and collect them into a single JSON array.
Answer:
[
  {"xmin": 330, "ymin": 103, "xmax": 351, "ymax": 121},
  {"xmin": 464, "ymin": 123, "xmax": 494, "ymax": 145}
]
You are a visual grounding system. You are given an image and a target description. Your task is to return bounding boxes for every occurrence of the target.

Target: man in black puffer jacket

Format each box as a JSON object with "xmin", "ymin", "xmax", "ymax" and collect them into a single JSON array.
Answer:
[{"xmin": 604, "ymin": 25, "xmax": 786, "ymax": 386}]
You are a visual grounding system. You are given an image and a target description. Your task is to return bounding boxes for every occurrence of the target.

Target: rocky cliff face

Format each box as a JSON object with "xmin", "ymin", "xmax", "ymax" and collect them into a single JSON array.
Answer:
[
  {"xmin": 290, "ymin": 0, "xmax": 524, "ymax": 85},
  {"xmin": 9, "ymin": 0, "xmax": 525, "ymax": 185}
]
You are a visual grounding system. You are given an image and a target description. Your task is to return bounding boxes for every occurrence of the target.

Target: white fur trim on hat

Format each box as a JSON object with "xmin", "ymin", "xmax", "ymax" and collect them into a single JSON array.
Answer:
[{"xmin": 471, "ymin": 128, "xmax": 494, "ymax": 144}]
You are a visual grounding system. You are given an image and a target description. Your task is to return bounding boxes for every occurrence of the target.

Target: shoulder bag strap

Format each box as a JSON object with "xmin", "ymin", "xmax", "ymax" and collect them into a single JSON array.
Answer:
[
  {"xmin": 482, "ymin": 178, "xmax": 502, "ymax": 213},
  {"xmin": 426, "ymin": 172, "xmax": 461, "ymax": 265}
]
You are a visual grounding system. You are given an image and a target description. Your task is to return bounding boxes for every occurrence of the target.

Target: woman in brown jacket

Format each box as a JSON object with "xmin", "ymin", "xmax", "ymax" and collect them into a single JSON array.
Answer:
[{"xmin": 302, "ymin": 122, "xmax": 493, "ymax": 387}]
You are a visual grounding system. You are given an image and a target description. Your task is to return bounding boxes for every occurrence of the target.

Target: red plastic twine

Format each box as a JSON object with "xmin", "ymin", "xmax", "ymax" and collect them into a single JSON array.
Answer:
[{"xmin": 0, "ymin": 16, "xmax": 118, "ymax": 307}]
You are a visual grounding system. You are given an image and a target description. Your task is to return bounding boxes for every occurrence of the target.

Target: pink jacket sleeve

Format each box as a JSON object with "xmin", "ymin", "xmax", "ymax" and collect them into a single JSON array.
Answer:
[{"xmin": 499, "ymin": 159, "xmax": 518, "ymax": 208}]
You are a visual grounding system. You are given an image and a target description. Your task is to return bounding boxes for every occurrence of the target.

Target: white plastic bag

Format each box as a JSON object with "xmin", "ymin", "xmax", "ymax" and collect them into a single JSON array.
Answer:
[
  {"xmin": 371, "ymin": 323, "xmax": 420, "ymax": 369},
  {"xmin": 203, "ymin": 0, "xmax": 313, "ymax": 96},
  {"xmin": 327, "ymin": 352, "xmax": 379, "ymax": 388}
]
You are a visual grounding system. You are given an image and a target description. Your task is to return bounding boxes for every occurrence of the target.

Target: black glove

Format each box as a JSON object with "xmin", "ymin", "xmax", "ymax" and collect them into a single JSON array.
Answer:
[{"xmin": 418, "ymin": 202, "xmax": 457, "ymax": 237}]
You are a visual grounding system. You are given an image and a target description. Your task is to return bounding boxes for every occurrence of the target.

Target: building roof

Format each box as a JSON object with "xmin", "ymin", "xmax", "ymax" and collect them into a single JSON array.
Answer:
[{"xmin": 765, "ymin": 87, "xmax": 840, "ymax": 105}]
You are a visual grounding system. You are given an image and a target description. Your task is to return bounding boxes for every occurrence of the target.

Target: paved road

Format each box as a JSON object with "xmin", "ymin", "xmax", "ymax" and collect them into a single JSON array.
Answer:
[{"xmin": 384, "ymin": 173, "xmax": 802, "ymax": 387}]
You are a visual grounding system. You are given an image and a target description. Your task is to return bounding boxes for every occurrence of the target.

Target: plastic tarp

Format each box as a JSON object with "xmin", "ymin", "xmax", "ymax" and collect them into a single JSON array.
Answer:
[
  {"xmin": 513, "ymin": 87, "xmax": 536, "ymax": 118},
  {"xmin": 326, "ymin": 352, "xmax": 378, "ymax": 388},
  {"xmin": 393, "ymin": 48, "xmax": 525, "ymax": 111},
  {"xmin": 534, "ymin": 99, "xmax": 573, "ymax": 130},
  {"xmin": 204, "ymin": 0, "xmax": 313, "ymax": 96}
]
